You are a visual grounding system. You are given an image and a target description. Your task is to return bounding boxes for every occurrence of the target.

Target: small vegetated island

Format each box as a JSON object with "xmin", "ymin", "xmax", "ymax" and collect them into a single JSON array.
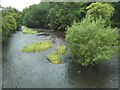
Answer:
[
  {"xmin": 21, "ymin": 40, "xmax": 53, "ymax": 52},
  {"xmin": 22, "ymin": 27, "xmax": 38, "ymax": 34},
  {"xmin": 1, "ymin": 2, "xmax": 119, "ymax": 66},
  {"xmin": 47, "ymin": 52, "xmax": 62, "ymax": 64}
]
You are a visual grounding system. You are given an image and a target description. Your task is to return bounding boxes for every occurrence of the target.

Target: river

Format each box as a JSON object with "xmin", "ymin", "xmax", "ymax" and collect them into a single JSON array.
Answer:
[{"xmin": 2, "ymin": 29, "xmax": 118, "ymax": 88}]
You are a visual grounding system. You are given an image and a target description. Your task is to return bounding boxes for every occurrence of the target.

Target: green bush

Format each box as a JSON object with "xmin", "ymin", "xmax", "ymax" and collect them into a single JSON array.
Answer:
[
  {"xmin": 47, "ymin": 52, "xmax": 62, "ymax": 64},
  {"xmin": 21, "ymin": 40, "xmax": 53, "ymax": 52},
  {"xmin": 22, "ymin": 28, "xmax": 38, "ymax": 34},
  {"xmin": 2, "ymin": 7, "xmax": 22, "ymax": 41},
  {"xmin": 65, "ymin": 16, "xmax": 118, "ymax": 66},
  {"xmin": 57, "ymin": 45, "xmax": 66, "ymax": 55},
  {"xmin": 86, "ymin": 2, "xmax": 115, "ymax": 26},
  {"xmin": 86, "ymin": 2, "xmax": 115, "ymax": 20},
  {"xmin": 2, "ymin": 15, "xmax": 17, "ymax": 41}
]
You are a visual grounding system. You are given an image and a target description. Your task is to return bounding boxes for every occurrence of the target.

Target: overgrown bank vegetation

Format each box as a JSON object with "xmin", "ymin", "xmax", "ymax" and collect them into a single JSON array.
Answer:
[
  {"xmin": 1, "ymin": 7, "xmax": 22, "ymax": 41},
  {"xmin": 1, "ymin": 2, "xmax": 120, "ymax": 66}
]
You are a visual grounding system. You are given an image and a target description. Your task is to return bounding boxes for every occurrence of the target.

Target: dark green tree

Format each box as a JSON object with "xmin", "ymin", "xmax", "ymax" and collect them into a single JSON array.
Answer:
[{"xmin": 22, "ymin": 2, "xmax": 50, "ymax": 28}]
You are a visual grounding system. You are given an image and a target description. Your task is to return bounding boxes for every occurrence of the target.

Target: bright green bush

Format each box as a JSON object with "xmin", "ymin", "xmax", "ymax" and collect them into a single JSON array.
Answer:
[
  {"xmin": 2, "ymin": 7, "xmax": 22, "ymax": 41},
  {"xmin": 57, "ymin": 45, "xmax": 66, "ymax": 55},
  {"xmin": 21, "ymin": 40, "xmax": 53, "ymax": 52},
  {"xmin": 2, "ymin": 15, "xmax": 17, "ymax": 41},
  {"xmin": 47, "ymin": 52, "xmax": 62, "ymax": 64},
  {"xmin": 86, "ymin": 2, "xmax": 115, "ymax": 20},
  {"xmin": 65, "ymin": 16, "xmax": 118, "ymax": 66},
  {"xmin": 22, "ymin": 28, "xmax": 38, "ymax": 34}
]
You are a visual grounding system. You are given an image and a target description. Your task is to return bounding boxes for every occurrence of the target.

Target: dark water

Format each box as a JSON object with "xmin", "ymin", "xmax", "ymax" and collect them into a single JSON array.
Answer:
[{"xmin": 2, "ymin": 30, "xmax": 118, "ymax": 88}]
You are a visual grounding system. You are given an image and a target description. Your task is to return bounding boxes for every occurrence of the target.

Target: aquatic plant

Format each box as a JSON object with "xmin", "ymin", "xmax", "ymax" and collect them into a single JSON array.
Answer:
[
  {"xmin": 57, "ymin": 45, "xmax": 66, "ymax": 55},
  {"xmin": 22, "ymin": 28, "xmax": 38, "ymax": 34},
  {"xmin": 47, "ymin": 52, "xmax": 62, "ymax": 64},
  {"xmin": 21, "ymin": 40, "xmax": 53, "ymax": 52}
]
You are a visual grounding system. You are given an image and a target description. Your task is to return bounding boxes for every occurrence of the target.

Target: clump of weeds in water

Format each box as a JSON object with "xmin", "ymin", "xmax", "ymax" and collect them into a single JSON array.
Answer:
[
  {"xmin": 22, "ymin": 28, "xmax": 38, "ymax": 34},
  {"xmin": 21, "ymin": 40, "xmax": 53, "ymax": 52},
  {"xmin": 57, "ymin": 45, "xmax": 66, "ymax": 55},
  {"xmin": 47, "ymin": 52, "xmax": 62, "ymax": 64}
]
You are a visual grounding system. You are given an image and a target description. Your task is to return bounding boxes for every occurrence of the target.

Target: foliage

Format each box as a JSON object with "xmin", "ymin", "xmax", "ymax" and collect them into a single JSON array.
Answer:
[
  {"xmin": 22, "ymin": 2, "xmax": 50, "ymax": 28},
  {"xmin": 2, "ymin": 15, "xmax": 17, "ymax": 41},
  {"xmin": 47, "ymin": 52, "xmax": 62, "ymax": 64},
  {"xmin": 22, "ymin": 2, "xmax": 87, "ymax": 30},
  {"xmin": 65, "ymin": 16, "xmax": 118, "ymax": 66},
  {"xmin": 57, "ymin": 45, "xmax": 66, "ymax": 55},
  {"xmin": 2, "ymin": 7, "xmax": 22, "ymax": 41},
  {"xmin": 21, "ymin": 40, "xmax": 53, "ymax": 52},
  {"xmin": 111, "ymin": 2, "xmax": 120, "ymax": 28},
  {"xmin": 2, "ymin": 7, "xmax": 22, "ymax": 29},
  {"xmin": 22, "ymin": 28, "xmax": 38, "ymax": 34},
  {"xmin": 47, "ymin": 2, "xmax": 87, "ymax": 30},
  {"xmin": 86, "ymin": 2, "xmax": 115, "ymax": 20}
]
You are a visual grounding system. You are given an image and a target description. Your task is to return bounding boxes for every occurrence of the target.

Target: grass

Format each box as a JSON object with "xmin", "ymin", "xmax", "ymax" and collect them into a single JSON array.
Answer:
[
  {"xmin": 57, "ymin": 45, "xmax": 66, "ymax": 55},
  {"xmin": 21, "ymin": 40, "xmax": 53, "ymax": 52},
  {"xmin": 47, "ymin": 52, "xmax": 62, "ymax": 64},
  {"xmin": 22, "ymin": 28, "xmax": 38, "ymax": 34}
]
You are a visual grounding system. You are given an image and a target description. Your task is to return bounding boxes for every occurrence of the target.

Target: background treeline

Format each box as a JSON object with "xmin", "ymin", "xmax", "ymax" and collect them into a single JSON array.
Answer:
[
  {"xmin": 1, "ymin": 2, "xmax": 120, "ymax": 42},
  {"xmin": 22, "ymin": 2, "xmax": 120, "ymax": 30},
  {"xmin": 22, "ymin": 2, "xmax": 88, "ymax": 30}
]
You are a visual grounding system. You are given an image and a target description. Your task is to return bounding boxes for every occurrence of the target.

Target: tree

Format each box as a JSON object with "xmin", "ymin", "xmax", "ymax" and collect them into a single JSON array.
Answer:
[
  {"xmin": 22, "ymin": 3, "xmax": 50, "ymax": 28},
  {"xmin": 86, "ymin": 2, "xmax": 115, "ymax": 20},
  {"xmin": 111, "ymin": 2, "xmax": 120, "ymax": 28},
  {"xmin": 2, "ymin": 15, "xmax": 17, "ymax": 41},
  {"xmin": 2, "ymin": 7, "xmax": 19, "ymax": 41},
  {"xmin": 2, "ymin": 7, "xmax": 22, "ymax": 29},
  {"xmin": 22, "ymin": 2, "xmax": 88, "ymax": 30},
  {"xmin": 48, "ymin": 2, "xmax": 87, "ymax": 30}
]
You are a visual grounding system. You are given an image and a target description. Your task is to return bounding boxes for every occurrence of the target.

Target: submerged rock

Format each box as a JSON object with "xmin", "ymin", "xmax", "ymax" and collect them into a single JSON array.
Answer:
[{"xmin": 36, "ymin": 32, "xmax": 50, "ymax": 36}]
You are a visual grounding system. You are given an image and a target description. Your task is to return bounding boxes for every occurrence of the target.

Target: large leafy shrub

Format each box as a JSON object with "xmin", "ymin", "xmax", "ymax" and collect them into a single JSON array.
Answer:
[
  {"xmin": 2, "ymin": 15, "xmax": 17, "ymax": 41},
  {"xmin": 2, "ymin": 7, "xmax": 22, "ymax": 41},
  {"xmin": 65, "ymin": 16, "xmax": 118, "ymax": 66}
]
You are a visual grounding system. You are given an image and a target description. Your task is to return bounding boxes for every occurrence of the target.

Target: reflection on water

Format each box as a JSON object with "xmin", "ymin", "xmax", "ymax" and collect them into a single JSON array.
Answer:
[{"xmin": 2, "ymin": 30, "xmax": 118, "ymax": 88}]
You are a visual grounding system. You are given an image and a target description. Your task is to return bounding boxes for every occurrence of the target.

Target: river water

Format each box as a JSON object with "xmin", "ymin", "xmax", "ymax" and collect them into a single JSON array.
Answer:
[{"xmin": 2, "ymin": 29, "xmax": 118, "ymax": 88}]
